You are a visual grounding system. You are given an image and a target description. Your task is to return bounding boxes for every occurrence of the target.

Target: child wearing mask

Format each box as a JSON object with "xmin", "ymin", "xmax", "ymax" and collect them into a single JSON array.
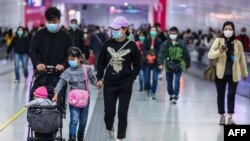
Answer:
[{"xmin": 52, "ymin": 47, "xmax": 98, "ymax": 141}]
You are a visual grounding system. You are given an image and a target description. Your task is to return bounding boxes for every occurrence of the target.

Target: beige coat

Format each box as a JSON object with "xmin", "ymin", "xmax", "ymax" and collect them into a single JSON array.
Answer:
[{"xmin": 208, "ymin": 38, "xmax": 248, "ymax": 82}]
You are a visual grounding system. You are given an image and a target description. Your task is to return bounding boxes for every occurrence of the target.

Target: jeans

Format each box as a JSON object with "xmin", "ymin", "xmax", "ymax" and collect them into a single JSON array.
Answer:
[
  {"xmin": 144, "ymin": 64, "xmax": 159, "ymax": 95},
  {"xmin": 166, "ymin": 69, "xmax": 182, "ymax": 96},
  {"xmin": 139, "ymin": 69, "xmax": 145, "ymax": 90},
  {"xmin": 69, "ymin": 101, "xmax": 90, "ymax": 136},
  {"xmin": 104, "ymin": 83, "xmax": 133, "ymax": 139},
  {"xmin": 215, "ymin": 75, "xmax": 238, "ymax": 114},
  {"xmin": 14, "ymin": 53, "xmax": 28, "ymax": 80}
]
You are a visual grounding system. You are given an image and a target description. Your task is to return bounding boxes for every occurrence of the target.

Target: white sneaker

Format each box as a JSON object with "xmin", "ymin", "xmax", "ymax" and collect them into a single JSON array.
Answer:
[
  {"xmin": 107, "ymin": 130, "xmax": 116, "ymax": 141},
  {"xmin": 117, "ymin": 139, "xmax": 124, "ymax": 141}
]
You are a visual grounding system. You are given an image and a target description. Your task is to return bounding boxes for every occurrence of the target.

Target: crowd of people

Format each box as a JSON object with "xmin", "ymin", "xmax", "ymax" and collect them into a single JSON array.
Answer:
[{"xmin": 0, "ymin": 6, "xmax": 249, "ymax": 141}]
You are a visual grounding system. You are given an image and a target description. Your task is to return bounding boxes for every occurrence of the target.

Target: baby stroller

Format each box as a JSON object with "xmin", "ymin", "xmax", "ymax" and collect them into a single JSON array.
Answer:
[{"xmin": 27, "ymin": 66, "xmax": 67, "ymax": 141}]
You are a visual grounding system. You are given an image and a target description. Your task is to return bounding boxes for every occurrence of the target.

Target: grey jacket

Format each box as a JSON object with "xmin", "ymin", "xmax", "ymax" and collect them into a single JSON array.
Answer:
[
  {"xmin": 27, "ymin": 98, "xmax": 55, "ymax": 107},
  {"xmin": 54, "ymin": 65, "xmax": 97, "ymax": 94}
]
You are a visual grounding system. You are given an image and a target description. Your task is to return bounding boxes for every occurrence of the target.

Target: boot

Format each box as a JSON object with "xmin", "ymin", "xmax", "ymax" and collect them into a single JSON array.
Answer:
[
  {"xmin": 68, "ymin": 135, "xmax": 76, "ymax": 141},
  {"xmin": 77, "ymin": 133, "xmax": 84, "ymax": 141}
]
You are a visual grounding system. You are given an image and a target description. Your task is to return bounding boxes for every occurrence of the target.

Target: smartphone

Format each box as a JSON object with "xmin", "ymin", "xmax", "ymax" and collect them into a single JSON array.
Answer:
[{"xmin": 222, "ymin": 45, "xmax": 227, "ymax": 50}]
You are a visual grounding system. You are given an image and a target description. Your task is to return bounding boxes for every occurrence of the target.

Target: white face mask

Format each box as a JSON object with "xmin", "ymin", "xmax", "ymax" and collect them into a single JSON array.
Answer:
[
  {"xmin": 223, "ymin": 30, "xmax": 233, "ymax": 38},
  {"xmin": 169, "ymin": 34, "xmax": 177, "ymax": 40}
]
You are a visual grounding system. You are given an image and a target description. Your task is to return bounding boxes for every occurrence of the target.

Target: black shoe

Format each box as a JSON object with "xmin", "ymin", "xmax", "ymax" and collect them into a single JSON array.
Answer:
[
  {"xmin": 68, "ymin": 135, "xmax": 76, "ymax": 141},
  {"xmin": 169, "ymin": 95, "xmax": 174, "ymax": 101},
  {"xmin": 77, "ymin": 133, "xmax": 84, "ymax": 141},
  {"xmin": 139, "ymin": 88, "xmax": 143, "ymax": 92},
  {"xmin": 152, "ymin": 94, "xmax": 156, "ymax": 100}
]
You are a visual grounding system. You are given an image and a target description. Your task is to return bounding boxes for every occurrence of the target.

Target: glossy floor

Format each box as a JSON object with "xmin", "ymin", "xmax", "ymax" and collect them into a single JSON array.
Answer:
[{"xmin": 0, "ymin": 60, "xmax": 250, "ymax": 141}]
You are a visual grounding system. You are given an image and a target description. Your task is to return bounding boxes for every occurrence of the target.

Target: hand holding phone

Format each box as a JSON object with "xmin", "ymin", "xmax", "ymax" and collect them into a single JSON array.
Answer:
[{"xmin": 220, "ymin": 45, "xmax": 228, "ymax": 53}]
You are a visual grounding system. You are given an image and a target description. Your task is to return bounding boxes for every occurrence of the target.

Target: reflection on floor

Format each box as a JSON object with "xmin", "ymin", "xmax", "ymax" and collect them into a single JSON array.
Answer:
[{"xmin": 0, "ymin": 60, "xmax": 250, "ymax": 141}]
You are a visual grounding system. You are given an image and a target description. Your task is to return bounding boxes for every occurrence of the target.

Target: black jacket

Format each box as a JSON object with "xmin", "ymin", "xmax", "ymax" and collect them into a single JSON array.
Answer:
[
  {"xmin": 30, "ymin": 28, "xmax": 73, "ymax": 67},
  {"xmin": 96, "ymin": 39, "xmax": 140, "ymax": 85},
  {"xmin": 7, "ymin": 35, "xmax": 30, "ymax": 54},
  {"xmin": 90, "ymin": 32, "xmax": 107, "ymax": 53},
  {"xmin": 68, "ymin": 28, "xmax": 89, "ymax": 56},
  {"xmin": 142, "ymin": 37, "xmax": 162, "ymax": 65}
]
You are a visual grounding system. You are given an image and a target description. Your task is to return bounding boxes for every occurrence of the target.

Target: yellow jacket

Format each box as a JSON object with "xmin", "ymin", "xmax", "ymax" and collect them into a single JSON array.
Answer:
[{"xmin": 208, "ymin": 38, "xmax": 248, "ymax": 82}]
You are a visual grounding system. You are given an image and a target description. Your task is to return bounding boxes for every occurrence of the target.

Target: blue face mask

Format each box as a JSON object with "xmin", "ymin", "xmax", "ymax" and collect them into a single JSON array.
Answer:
[
  {"xmin": 68, "ymin": 60, "xmax": 78, "ymax": 68},
  {"xmin": 112, "ymin": 30, "xmax": 123, "ymax": 39},
  {"xmin": 17, "ymin": 31, "xmax": 23, "ymax": 37},
  {"xmin": 46, "ymin": 23, "xmax": 59, "ymax": 33},
  {"xmin": 70, "ymin": 24, "xmax": 77, "ymax": 30}
]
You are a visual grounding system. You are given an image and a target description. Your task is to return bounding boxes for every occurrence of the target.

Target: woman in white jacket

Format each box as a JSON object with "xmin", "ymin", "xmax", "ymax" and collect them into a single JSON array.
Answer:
[{"xmin": 208, "ymin": 21, "xmax": 248, "ymax": 125}]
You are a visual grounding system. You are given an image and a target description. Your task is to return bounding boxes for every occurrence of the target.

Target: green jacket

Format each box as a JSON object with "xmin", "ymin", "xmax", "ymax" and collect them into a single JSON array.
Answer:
[{"xmin": 158, "ymin": 39, "xmax": 191, "ymax": 71}]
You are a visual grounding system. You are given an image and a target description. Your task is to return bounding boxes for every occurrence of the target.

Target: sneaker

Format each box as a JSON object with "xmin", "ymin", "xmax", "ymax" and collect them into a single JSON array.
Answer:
[
  {"xmin": 117, "ymin": 139, "xmax": 124, "ymax": 141},
  {"xmin": 171, "ymin": 95, "xmax": 178, "ymax": 104},
  {"xmin": 107, "ymin": 130, "xmax": 116, "ymax": 141},
  {"xmin": 219, "ymin": 115, "xmax": 225, "ymax": 125},
  {"xmin": 227, "ymin": 118, "xmax": 236, "ymax": 125},
  {"xmin": 158, "ymin": 74, "xmax": 163, "ymax": 80},
  {"xmin": 147, "ymin": 91, "xmax": 151, "ymax": 98},
  {"xmin": 139, "ymin": 88, "xmax": 143, "ymax": 92},
  {"xmin": 169, "ymin": 95, "xmax": 174, "ymax": 101},
  {"xmin": 172, "ymin": 99, "xmax": 177, "ymax": 104},
  {"xmin": 14, "ymin": 80, "xmax": 19, "ymax": 83},
  {"xmin": 152, "ymin": 94, "xmax": 156, "ymax": 100}
]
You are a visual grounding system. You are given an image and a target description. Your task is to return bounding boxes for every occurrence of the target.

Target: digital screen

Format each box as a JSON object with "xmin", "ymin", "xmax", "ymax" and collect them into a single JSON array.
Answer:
[{"xmin": 27, "ymin": 0, "xmax": 44, "ymax": 7}]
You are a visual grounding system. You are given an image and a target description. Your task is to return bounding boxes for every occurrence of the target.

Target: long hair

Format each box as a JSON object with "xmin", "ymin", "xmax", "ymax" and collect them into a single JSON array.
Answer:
[{"xmin": 222, "ymin": 21, "xmax": 236, "ymax": 39}]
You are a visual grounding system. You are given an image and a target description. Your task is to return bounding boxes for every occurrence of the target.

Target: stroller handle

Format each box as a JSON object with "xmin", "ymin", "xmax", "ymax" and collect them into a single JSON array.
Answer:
[{"xmin": 47, "ymin": 65, "xmax": 55, "ymax": 69}]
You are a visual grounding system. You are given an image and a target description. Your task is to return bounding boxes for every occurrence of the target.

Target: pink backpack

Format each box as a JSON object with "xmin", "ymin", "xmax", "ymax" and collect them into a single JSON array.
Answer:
[{"xmin": 68, "ymin": 65, "xmax": 89, "ymax": 108}]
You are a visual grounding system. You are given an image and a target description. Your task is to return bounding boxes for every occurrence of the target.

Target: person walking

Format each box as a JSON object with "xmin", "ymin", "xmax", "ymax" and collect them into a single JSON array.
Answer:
[
  {"xmin": 30, "ymin": 7, "xmax": 72, "ymax": 73},
  {"xmin": 142, "ymin": 26, "xmax": 162, "ymax": 99},
  {"xmin": 96, "ymin": 16, "xmax": 140, "ymax": 141},
  {"xmin": 158, "ymin": 26, "xmax": 191, "ymax": 104},
  {"xmin": 208, "ymin": 21, "xmax": 248, "ymax": 125},
  {"xmin": 68, "ymin": 19, "xmax": 89, "ymax": 59},
  {"xmin": 236, "ymin": 27, "xmax": 250, "ymax": 52},
  {"xmin": 53, "ymin": 47, "xmax": 97, "ymax": 141},
  {"xmin": 7, "ymin": 26, "xmax": 30, "ymax": 83}
]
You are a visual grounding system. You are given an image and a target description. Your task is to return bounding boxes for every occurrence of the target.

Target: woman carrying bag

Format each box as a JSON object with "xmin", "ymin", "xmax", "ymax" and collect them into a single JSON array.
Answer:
[
  {"xmin": 208, "ymin": 21, "xmax": 248, "ymax": 125},
  {"xmin": 96, "ymin": 16, "xmax": 140, "ymax": 141}
]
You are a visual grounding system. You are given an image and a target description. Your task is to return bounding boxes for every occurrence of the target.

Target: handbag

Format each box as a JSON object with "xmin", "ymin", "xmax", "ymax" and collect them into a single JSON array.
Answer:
[
  {"xmin": 166, "ymin": 58, "xmax": 181, "ymax": 72},
  {"xmin": 203, "ymin": 59, "xmax": 217, "ymax": 81},
  {"xmin": 68, "ymin": 65, "xmax": 89, "ymax": 108}
]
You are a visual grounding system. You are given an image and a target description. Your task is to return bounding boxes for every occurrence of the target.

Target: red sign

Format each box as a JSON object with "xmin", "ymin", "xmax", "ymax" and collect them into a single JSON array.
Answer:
[{"xmin": 24, "ymin": 0, "xmax": 52, "ymax": 28}]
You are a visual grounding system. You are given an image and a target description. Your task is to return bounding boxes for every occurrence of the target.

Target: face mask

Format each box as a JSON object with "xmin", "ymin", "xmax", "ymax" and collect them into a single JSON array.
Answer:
[
  {"xmin": 150, "ymin": 31, "xmax": 157, "ymax": 38},
  {"xmin": 17, "ymin": 31, "xmax": 23, "ymax": 37},
  {"xmin": 223, "ymin": 30, "xmax": 233, "ymax": 38},
  {"xmin": 70, "ymin": 24, "xmax": 77, "ymax": 30},
  {"xmin": 139, "ymin": 36, "xmax": 145, "ymax": 42},
  {"xmin": 68, "ymin": 60, "xmax": 78, "ymax": 68},
  {"xmin": 241, "ymin": 32, "xmax": 246, "ymax": 35},
  {"xmin": 112, "ymin": 30, "xmax": 122, "ymax": 39},
  {"xmin": 169, "ymin": 34, "xmax": 177, "ymax": 40},
  {"xmin": 46, "ymin": 23, "xmax": 59, "ymax": 33}
]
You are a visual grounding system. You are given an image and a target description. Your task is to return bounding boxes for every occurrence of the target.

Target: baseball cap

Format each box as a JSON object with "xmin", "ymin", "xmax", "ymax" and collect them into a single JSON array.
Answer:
[{"xmin": 108, "ymin": 16, "xmax": 129, "ymax": 30}]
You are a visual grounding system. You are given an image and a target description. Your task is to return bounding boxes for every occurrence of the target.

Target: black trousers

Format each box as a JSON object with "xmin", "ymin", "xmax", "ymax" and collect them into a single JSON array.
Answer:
[
  {"xmin": 103, "ymin": 83, "xmax": 133, "ymax": 139},
  {"xmin": 215, "ymin": 75, "xmax": 238, "ymax": 114}
]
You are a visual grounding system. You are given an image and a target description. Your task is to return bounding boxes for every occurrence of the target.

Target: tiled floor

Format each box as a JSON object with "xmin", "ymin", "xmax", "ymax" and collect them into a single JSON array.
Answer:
[{"xmin": 0, "ymin": 60, "xmax": 250, "ymax": 141}]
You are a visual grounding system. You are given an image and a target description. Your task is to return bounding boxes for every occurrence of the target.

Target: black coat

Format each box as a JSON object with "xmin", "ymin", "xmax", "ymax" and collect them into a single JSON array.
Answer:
[
  {"xmin": 7, "ymin": 35, "xmax": 30, "ymax": 54},
  {"xmin": 30, "ymin": 28, "xmax": 73, "ymax": 67},
  {"xmin": 142, "ymin": 37, "xmax": 162, "ymax": 65},
  {"xmin": 68, "ymin": 28, "xmax": 89, "ymax": 58}
]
